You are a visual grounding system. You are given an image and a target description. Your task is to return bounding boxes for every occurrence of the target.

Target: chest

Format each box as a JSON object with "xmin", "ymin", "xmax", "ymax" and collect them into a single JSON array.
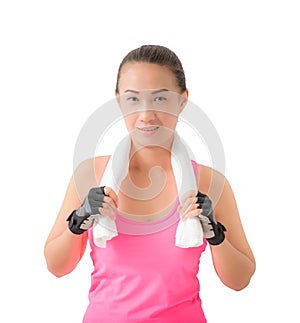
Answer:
[
  {"xmin": 90, "ymin": 223, "xmax": 206, "ymax": 275},
  {"xmin": 117, "ymin": 169, "xmax": 178, "ymax": 220}
]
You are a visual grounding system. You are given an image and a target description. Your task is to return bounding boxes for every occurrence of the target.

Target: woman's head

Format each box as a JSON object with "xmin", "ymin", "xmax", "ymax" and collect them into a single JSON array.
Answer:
[
  {"xmin": 115, "ymin": 45, "xmax": 188, "ymax": 148},
  {"xmin": 115, "ymin": 45, "xmax": 187, "ymax": 94}
]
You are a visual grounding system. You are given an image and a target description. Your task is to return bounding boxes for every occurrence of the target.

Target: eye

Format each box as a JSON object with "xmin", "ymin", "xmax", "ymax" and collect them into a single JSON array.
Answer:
[
  {"xmin": 126, "ymin": 96, "xmax": 139, "ymax": 102},
  {"xmin": 153, "ymin": 96, "xmax": 167, "ymax": 102}
]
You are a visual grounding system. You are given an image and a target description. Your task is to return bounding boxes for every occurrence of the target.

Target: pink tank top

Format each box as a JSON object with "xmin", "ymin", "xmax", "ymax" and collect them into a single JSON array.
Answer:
[{"xmin": 84, "ymin": 161, "xmax": 207, "ymax": 323}]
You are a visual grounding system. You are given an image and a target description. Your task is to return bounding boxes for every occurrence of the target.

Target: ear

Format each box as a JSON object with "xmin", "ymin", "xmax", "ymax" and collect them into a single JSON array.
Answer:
[
  {"xmin": 115, "ymin": 91, "xmax": 121, "ymax": 107},
  {"xmin": 179, "ymin": 89, "xmax": 189, "ymax": 113}
]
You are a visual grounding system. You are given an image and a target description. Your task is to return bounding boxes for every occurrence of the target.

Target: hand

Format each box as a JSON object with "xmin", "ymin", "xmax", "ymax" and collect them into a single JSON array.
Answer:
[
  {"xmin": 179, "ymin": 191, "xmax": 226, "ymax": 245},
  {"xmin": 66, "ymin": 186, "xmax": 118, "ymax": 235},
  {"xmin": 195, "ymin": 191, "xmax": 226, "ymax": 245}
]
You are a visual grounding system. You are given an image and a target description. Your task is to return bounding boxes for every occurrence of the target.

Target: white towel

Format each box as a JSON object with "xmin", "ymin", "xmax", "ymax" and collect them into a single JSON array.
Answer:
[{"xmin": 93, "ymin": 132, "xmax": 204, "ymax": 248}]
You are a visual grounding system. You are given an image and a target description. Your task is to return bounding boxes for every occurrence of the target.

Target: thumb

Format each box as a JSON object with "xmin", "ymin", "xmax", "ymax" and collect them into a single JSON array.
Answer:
[{"xmin": 104, "ymin": 186, "xmax": 119, "ymax": 207}]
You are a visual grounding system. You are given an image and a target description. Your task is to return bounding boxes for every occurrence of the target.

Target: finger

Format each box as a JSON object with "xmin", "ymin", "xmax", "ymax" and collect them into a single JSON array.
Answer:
[
  {"xmin": 189, "ymin": 203, "xmax": 199, "ymax": 211},
  {"xmin": 181, "ymin": 203, "xmax": 199, "ymax": 218},
  {"xmin": 103, "ymin": 187, "xmax": 119, "ymax": 207},
  {"xmin": 182, "ymin": 189, "xmax": 198, "ymax": 203},
  {"xmin": 99, "ymin": 207, "xmax": 116, "ymax": 220},
  {"xmin": 183, "ymin": 208, "xmax": 202, "ymax": 221},
  {"xmin": 180, "ymin": 197, "xmax": 197, "ymax": 214},
  {"xmin": 100, "ymin": 201, "xmax": 115, "ymax": 211},
  {"xmin": 102, "ymin": 197, "xmax": 118, "ymax": 211}
]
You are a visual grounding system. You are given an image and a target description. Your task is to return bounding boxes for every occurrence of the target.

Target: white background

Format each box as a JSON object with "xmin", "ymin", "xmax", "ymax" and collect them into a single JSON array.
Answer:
[{"xmin": 1, "ymin": 0, "xmax": 299, "ymax": 322}]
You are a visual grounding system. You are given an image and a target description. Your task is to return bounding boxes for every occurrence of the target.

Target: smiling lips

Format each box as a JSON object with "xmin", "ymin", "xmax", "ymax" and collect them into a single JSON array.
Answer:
[{"xmin": 136, "ymin": 126, "xmax": 159, "ymax": 136}]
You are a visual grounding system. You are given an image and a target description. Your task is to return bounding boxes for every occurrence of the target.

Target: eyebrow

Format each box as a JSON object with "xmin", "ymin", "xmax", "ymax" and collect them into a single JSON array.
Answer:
[
  {"xmin": 124, "ymin": 89, "xmax": 169, "ymax": 94},
  {"xmin": 152, "ymin": 88, "xmax": 169, "ymax": 94}
]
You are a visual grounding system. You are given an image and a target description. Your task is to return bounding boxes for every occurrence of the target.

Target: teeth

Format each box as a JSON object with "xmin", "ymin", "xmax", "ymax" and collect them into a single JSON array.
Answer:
[{"xmin": 139, "ymin": 127, "xmax": 158, "ymax": 131}]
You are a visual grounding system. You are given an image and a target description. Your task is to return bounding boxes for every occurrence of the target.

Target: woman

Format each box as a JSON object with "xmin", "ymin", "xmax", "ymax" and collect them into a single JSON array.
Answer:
[{"xmin": 44, "ymin": 45, "xmax": 255, "ymax": 322}]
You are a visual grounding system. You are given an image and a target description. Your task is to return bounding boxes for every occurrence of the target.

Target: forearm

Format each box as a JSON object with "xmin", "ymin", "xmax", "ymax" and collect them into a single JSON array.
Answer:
[
  {"xmin": 210, "ymin": 238, "xmax": 256, "ymax": 291},
  {"xmin": 44, "ymin": 228, "xmax": 87, "ymax": 277}
]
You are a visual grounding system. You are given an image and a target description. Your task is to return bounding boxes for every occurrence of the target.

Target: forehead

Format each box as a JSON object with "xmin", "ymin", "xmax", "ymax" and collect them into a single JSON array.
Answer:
[{"xmin": 118, "ymin": 62, "xmax": 178, "ymax": 93}]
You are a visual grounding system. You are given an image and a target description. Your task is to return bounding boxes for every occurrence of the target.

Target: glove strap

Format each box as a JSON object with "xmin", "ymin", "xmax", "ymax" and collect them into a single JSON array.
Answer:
[
  {"xmin": 66, "ymin": 210, "xmax": 88, "ymax": 235},
  {"xmin": 206, "ymin": 221, "xmax": 227, "ymax": 246}
]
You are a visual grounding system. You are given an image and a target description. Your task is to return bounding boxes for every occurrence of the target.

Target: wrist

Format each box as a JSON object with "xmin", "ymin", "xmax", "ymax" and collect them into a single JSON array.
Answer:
[
  {"xmin": 206, "ymin": 221, "xmax": 226, "ymax": 246},
  {"xmin": 66, "ymin": 210, "xmax": 87, "ymax": 235}
]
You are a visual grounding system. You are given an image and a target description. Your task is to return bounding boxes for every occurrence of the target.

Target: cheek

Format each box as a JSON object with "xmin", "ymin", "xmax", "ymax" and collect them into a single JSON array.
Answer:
[
  {"xmin": 124, "ymin": 114, "xmax": 137, "ymax": 130},
  {"xmin": 158, "ymin": 113, "xmax": 178, "ymax": 128}
]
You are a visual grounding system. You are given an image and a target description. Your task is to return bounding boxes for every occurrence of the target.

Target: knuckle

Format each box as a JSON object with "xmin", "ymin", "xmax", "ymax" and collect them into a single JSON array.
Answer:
[
  {"xmin": 88, "ymin": 187, "xmax": 96, "ymax": 195},
  {"xmin": 104, "ymin": 196, "xmax": 113, "ymax": 204}
]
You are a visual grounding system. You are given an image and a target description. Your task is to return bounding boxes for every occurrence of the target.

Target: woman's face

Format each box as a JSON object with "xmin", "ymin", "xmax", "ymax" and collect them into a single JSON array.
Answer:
[{"xmin": 116, "ymin": 62, "xmax": 188, "ymax": 146}]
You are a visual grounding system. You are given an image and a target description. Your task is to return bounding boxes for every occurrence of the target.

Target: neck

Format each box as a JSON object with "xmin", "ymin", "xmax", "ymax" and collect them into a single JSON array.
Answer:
[
  {"xmin": 129, "ymin": 135, "xmax": 174, "ymax": 171},
  {"xmin": 130, "ymin": 146, "xmax": 172, "ymax": 171}
]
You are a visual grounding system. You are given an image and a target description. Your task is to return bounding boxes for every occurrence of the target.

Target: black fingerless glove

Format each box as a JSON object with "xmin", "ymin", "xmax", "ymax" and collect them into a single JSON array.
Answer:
[
  {"xmin": 67, "ymin": 186, "xmax": 107, "ymax": 235},
  {"xmin": 196, "ymin": 191, "xmax": 227, "ymax": 245}
]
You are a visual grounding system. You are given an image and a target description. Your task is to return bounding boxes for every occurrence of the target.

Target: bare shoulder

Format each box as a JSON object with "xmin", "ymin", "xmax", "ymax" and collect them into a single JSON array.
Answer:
[
  {"xmin": 196, "ymin": 162, "xmax": 239, "ymax": 221},
  {"xmin": 197, "ymin": 163, "xmax": 227, "ymax": 204}
]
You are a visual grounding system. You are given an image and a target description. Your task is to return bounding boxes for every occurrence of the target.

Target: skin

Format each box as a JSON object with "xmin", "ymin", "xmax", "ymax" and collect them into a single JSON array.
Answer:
[{"xmin": 44, "ymin": 62, "xmax": 256, "ymax": 291}]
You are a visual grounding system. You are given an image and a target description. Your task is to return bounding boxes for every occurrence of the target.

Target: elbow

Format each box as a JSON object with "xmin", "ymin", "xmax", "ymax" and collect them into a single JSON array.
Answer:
[
  {"xmin": 48, "ymin": 267, "xmax": 65, "ymax": 278},
  {"xmin": 223, "ymin": 262, "xmax": 256, "ymax": 292},
  {"xmin": 44, "ymin": 250, "xmax": 62, "ymax": 278},
  {"xmin": 230, "ymin": 279, "xmax": 251, "ymax": 291},
  {"xmin": 223, "ymin": 276, "xmax": 252, "ymax": 291},
  {"xmin": 52, "ymin": 271, "xmax": 68, "ymax": 278},
  {"xmin": 235, "ymin": 271, "xmax": 256, "ymax": 292},
  {"xmin": 44, "ymin": 249, "xmax": 74, "ymax": 278},
  {"xmin": 45, "ymin": 259, "xmax": 65, "ymax": 278},
  {"xmin": 45, "ymin": 261, "xmax": 73, "ymax": 278}
]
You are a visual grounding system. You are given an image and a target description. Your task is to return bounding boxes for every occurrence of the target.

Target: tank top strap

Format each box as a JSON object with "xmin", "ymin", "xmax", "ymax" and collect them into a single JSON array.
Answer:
[{"xmin": 191, "ymin": 160, "xmax": 199, "ymax": 182}]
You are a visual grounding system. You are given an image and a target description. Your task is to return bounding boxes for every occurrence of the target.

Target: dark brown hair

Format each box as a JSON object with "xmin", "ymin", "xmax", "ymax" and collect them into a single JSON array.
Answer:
[{"xmin": 115, "ymin": 45, "xmax": 187, "ymax": 94}]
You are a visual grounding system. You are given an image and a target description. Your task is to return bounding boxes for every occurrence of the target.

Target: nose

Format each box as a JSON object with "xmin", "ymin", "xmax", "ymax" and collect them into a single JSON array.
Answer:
[
  {"xmin": 139, "ymin": 109, "xmax": 156, "ymax": 123},
  {"xmin": 139, "ymin": 103, "xmax": 156, "ymax": 123}
]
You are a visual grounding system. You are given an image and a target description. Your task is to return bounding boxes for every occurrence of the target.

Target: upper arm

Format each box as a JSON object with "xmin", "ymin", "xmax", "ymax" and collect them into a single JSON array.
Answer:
[
  {"xmin": 198, "ymin": 164, "xmax": 255, "ymax": 265},
  {"xmin": 45, "ymin": 156, "xmax": 110, "ymax": 257}
]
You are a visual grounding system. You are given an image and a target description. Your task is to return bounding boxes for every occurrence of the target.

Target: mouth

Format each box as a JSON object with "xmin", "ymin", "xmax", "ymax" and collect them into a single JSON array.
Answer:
[{"xmin": 136, "ymin": 126, "xmax": 159, "ymax": 136}]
